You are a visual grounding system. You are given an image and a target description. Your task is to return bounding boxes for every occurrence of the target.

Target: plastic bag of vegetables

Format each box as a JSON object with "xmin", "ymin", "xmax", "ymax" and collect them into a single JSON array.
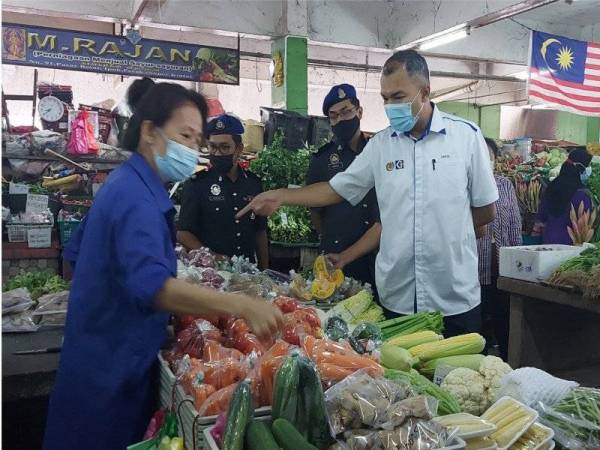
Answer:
[{"xmin": 538, "ymin": 387, "xmax": 600, "ymax": 450}]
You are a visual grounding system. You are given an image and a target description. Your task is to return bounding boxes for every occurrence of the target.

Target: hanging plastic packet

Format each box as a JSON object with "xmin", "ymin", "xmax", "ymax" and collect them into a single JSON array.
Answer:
[
  {"xmin": 324, "ymin": 315, "xmax": 350, "ymax": 342},
  {"xmin": 349, "ymin": 322, "xmax": 383, "ymax": 355}
]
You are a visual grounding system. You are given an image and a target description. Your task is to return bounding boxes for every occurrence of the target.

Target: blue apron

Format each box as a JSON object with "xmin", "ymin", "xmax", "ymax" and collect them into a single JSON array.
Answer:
[{"xmin": 43, "ymin": 153, "xmax": 177, "ymax": 450}]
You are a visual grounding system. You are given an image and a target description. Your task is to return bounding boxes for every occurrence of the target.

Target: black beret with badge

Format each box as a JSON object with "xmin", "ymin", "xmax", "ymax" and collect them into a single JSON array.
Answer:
[
  {"xmin": 322, "ymin": 83, "xmax": 357, "ymax": 116},
  {"xmin": 207, "ymin": 114, "xmax": 245, "ymax": 137}
]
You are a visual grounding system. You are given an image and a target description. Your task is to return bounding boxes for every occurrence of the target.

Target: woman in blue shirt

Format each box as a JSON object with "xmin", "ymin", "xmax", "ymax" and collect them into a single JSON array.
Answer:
[{"xmin": 42, "ymin": 83, "xmax": 283, "ymax": 450}]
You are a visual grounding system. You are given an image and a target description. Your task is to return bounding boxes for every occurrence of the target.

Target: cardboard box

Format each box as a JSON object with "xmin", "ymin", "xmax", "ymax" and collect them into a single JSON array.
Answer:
[{"xmin": 499, "ymin": 244, "xmax": 588, "ymax": 282}]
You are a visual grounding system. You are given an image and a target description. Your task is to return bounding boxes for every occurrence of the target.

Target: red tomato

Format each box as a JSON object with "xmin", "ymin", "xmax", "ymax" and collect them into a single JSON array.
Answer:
[{"xmin": 274, "ymin": 296, "xmax": 299, "ymax": 314}]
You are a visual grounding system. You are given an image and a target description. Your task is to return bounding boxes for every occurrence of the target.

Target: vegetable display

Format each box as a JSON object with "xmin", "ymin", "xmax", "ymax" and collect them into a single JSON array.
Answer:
[
  {"xmin": 269, "ymin": 207, "xmax": 318, "ymax": 244},
  {"xmin": 567, "ymin": 201, "xmax": 597, "ymax": 245},
  {"xmin": 481, "ymin": 397, "xmax": 538, "ymax": 449},
  {"xmin": 3, "ymin": 271, "xmax": 69, "ymax": 301},
  {"xmin": 546, "ymin": 243, "xmax": 600, "ymax": 299},
  {"xmin": 409, "ymin": 333, "xmax": 486, "ymax": 362},
  {"xmin": 222, "ymin": 380, "xmax": 253, "ymax": 450},
  {"xmin": 385, "ymin": 368, "xmax": 462, "ymax": 416},
  {"xmin": 377, "ymin": 311, "xmax": 444, "ymax": 341},
  {"xmin": 440, "ymin": 356, "xmax": 512, "ymax": 415},
  {"xmin": 539, "ymin": 387, "xmax": 600, "ymax": 450},
  {"xmin": 249, "ymin": 131, "xmax": 317, "ymax": 244}
]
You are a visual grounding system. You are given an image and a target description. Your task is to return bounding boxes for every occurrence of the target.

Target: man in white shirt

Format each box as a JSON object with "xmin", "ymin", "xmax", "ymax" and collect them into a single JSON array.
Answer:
[{"xmin": 238, "ymin": 50, "xmax": 498, "ymax": 336}]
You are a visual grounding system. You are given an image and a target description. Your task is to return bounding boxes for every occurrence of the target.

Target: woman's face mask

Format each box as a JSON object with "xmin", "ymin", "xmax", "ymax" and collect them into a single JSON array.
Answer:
[
  {"xmin": 154, "ymin": 129, "xmax": 198, "ymax": 182},
  {"xmin": 580, "ymin": 165, "xmax": 592, "ymax": 182}
]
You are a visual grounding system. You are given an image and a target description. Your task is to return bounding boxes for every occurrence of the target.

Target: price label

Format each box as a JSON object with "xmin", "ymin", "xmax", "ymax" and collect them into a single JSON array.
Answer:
[
  {"xmin": 27, "ymin": 228, "xmax": 51, "ymax": 248},
  {"xmin": 433, "ymin": 365, "xmax": 455, "ymax": 386},
  {"xmin": 25, "ymin": 194, "xmax": 49, "ymax": 214},
  {"xmin": 280, "ymin": 212, "xmax": 289, "ymax": 226},
  {"xmin": 9, "ymin": 182, "xmax": 29, "ymax": 194}
]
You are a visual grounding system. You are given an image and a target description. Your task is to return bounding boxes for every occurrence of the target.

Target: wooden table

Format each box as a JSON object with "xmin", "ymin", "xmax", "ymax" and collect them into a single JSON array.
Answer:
[{"xmin": 497, "ymin": 277, "xmax": 600, "ymax": 386}]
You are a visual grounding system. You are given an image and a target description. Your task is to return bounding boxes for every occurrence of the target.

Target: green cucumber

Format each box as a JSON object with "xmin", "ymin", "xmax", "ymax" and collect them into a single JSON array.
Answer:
[
  {"xmin": 299, "ymin": 357, "xmax": 332, "ymax": 449},
  {"xmin": 272, "ymin": 418, "xmax": 319, "ymax": 450},
  {"xmin": 246, "ymin": 420, "xmax": 279, "ymax": 450},
  {"xmin": 221, "ymin": 380, "xmax": 253, "ymax": 450},
  {"xmin": 272, "ymin": 351, "xmax": 301, "ymax": 425}
]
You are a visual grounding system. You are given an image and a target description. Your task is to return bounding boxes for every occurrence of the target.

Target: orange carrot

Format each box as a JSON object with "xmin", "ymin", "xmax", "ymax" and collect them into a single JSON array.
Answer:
[
  {"xmin": 315, "ymin": 351, "xmax": 383, "ymax": 372},
  {"xmin": 193, "ymin": 384, "xmax": 216, "ymax": 410},
  {"xmin": 199, "ymin": 384, "xmax": 236, "ymax": 416},
  {"xmin": 318, "ymin": 363, "xmax": 353, "ymax": 382},
  {"xmin": 203, "ymin": 358, "xmax": 247, "ymax": 390}
]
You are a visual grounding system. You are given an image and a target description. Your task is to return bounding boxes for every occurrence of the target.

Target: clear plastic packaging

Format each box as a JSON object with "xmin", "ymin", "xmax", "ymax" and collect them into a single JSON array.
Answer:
[
  {"xmin": 433, "ymin": 413, "xmax": 497, "ymax": 439},
  {"xmin": 537, "ymin": 387, "xmax": 600, "ymax": 450},
  {"xmin": 482, "ymin": 397, "xmax": 539, "ymax": 450},
  {"xmin": 2, "ymin": 311, "xmax": 39, "ymax": 332},
  {"xmin": 2, "ymin": 287, "xmax": 34, "ymax": 315},
  {"xmin": 32, "ymin": 290, "xmax": 69, "ymax": 327},
  {"xmin": 325, "ymin": 370, "xmax": 414, "ymax": 435},
  {"xmin": 348, "ymin": 322, "xmax": 383, "ymax": 355}
]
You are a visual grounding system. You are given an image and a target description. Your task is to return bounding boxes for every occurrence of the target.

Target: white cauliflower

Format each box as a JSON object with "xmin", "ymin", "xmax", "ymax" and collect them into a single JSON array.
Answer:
[
  {"xmin": 441, "ymin": 368, "xmax": 487, "ymax": 415},
  {"xmin": 479, "ymin": 356, "xmax": 512, "ymax": 408}
]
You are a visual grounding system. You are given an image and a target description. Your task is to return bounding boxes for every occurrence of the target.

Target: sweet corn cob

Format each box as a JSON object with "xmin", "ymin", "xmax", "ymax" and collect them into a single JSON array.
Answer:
[
  {"xmin": 409, "ymin": 333, "xmax": 485, "ymax": 362},
  {"xmin": 386, "ymin": 330, "xmax": 442, "ymax": 348}
]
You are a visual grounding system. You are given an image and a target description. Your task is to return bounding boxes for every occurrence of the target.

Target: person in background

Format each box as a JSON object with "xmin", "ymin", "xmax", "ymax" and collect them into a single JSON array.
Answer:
[
  {"xmin": 177, "ymin": 114, "xmax": 269, "ymax": 270},
  {"xmin": 43, "ymin": 84, "xmax": 282, "ymax": 450},
  {"xmin": 534, "ymin": 148, "xmax": 593, "ymax": 245},
  {"xmin": 478, "ymin": 138, "xmax": 522, "ymax": 360},
  {"xmin": 307, "ymin": 84, "xmax": 381, "ymax": 289},
  {"xmin": 237, "ymin": 50, "xmax": 498, "ymax": 336},
  {"xmin": 112, "ymin": 77, "xmax": 155, "ymax": 145},
  {"xmin": 126, "ymin": 77, "xmax": 155, "ymax": 113}
]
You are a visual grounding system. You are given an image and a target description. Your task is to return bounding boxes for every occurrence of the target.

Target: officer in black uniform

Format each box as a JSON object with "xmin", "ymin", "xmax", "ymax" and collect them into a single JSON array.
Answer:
[
  {"xmin": 177, "ymin": 114, "xmax": 269, "ymax": 269},
  {"xmin": 307, "ymin": 84, "xmax": 381, "ymax": 289}
]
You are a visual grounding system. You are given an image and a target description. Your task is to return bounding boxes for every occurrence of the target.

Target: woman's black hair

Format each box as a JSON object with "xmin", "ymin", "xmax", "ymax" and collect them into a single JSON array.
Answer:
[
  {"xmin": 543, "ymin": 147, "xmax": 592, "ymax": 217},
  {"xmin": 122, "ymin": 83, "xmax": 208, "ymax": 152},
  {"xmin": 126, "ymin": 77, "xmax": 155, "ymax": 112},
  {"xmin": 484, "ymin": 138, "xmax": 499, "ymax": 158}
]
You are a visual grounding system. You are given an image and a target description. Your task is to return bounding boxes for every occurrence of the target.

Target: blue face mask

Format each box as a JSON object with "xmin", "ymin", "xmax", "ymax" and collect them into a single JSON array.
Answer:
[
  {"xmin": 154, "ymin": 130, "xmax": 198, "ymax": 182},
  {"xmin": 581, "ymin": 165, "xmax": 592, "ymax": 183},
  {"xmin": 384, "ymin": 90, "xmax": 425, "ymax": 133}
]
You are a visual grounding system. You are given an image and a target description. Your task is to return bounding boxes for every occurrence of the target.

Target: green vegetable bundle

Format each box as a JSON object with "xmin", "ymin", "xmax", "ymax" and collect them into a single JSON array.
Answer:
[
  {"xmin": 377, "ymin": 311, "xmax": 444, "ymax": 341},
  {"xmin": 268, "ymin": 206, "xmax": 317, "ymax": 244},
  {"xmin": 547, "ymin": 244, "xmax": 600, "ymax": 299},
  {"xmin": 250, "ymin": 131, "xmax": 315, "ymax": 191},
  {"xmin": 3, "ymin": 271, "xmax": 69, "ymax": 300},
  {"xmin": 384, "ymin": 368, "xmax": 461, "ymax": 415},
  {"xmin": 540, "ymin": 387, "xmax": 600, "ymax": 449}
]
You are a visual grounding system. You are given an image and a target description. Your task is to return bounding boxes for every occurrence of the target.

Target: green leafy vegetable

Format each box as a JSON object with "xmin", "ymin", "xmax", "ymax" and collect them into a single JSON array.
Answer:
[{"xmin": 3, "ymin": 271, "xmax": 69, "ymax": 300}]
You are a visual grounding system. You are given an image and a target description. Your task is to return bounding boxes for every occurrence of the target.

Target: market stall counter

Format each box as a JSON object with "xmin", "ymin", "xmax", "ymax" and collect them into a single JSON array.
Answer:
[
  {"xmin": 498, "ymin": 276, "xmax": 600, "ymax": 386},
  {"xmin": 2, "ymin": 328, "xmax": 63, "ymax": 401},
  {"xmin": 2, "ymin": 328, "xmax": 63, "ymax": 450}
]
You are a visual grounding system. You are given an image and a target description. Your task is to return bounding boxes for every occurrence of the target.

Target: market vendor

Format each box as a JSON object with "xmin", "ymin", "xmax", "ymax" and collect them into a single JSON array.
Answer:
[
  {"xmin": 42, "ymin": 84, "xmax": 282, "ymax": 450},
  {"xmin": 534, "ymin": 147, "xmax": 593, "ymax": 245},
  {"xmin": 177, "ymin": 114, "xmax": 269, "ymax": 270},
  {"xmin": 307, "ymin": 83, "xmax": 380, "ymax": 289},
  {"xmin": 238, "ymin": 50, "xmax": 498, "ymax": 336}
]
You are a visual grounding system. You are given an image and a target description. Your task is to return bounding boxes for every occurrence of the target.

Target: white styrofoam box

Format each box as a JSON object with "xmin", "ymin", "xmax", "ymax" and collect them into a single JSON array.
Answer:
[{"xmin": 499, "ymin": 244, "xmax": 588, "ymax": 282}]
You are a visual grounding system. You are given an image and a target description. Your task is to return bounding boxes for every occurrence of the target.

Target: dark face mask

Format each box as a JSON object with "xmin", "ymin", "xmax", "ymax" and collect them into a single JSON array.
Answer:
[
  {"xmin": 210, "ymin": 155, "xmax": 234, "ymax": 174},
  {"xmin": 332, "ymin": 116, "xmax": 360, "ymax": 143}
]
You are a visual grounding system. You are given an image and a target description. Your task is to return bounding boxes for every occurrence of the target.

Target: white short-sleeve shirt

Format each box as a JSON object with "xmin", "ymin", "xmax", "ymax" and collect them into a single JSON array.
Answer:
[{"xmin": 329, "ymin": 104, "xmax": 499, "ymax": 316}]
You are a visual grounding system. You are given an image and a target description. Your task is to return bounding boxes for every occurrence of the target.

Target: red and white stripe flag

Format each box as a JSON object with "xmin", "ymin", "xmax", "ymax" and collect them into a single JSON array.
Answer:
[{"xmin": 529, "ymin": 31, "xmax": 600, "ymax": 116}]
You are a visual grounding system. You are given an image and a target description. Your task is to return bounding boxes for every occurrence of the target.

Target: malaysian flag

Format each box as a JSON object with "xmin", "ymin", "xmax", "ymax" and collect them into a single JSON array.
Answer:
[{"xmin": 529, "ymin": 30, "xmax": 600, "ymax": 116}]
